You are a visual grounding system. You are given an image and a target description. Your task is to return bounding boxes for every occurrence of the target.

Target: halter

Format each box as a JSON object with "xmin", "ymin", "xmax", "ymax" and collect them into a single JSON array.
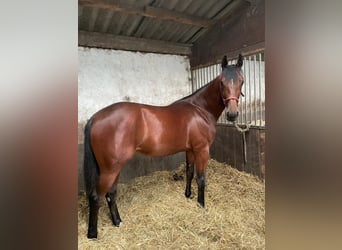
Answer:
[
  {"xmin": 222, "ymin": 96, "xmax": 239, "ymax": 105},
  {"xmin": 219, "ymin": 74, "xmax": 239, "ymax": 106}
]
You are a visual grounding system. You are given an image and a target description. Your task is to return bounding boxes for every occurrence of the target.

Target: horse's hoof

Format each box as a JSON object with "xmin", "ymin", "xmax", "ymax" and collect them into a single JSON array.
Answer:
[
  {"xmin": 114, "ymin": 219, "xmax": 122, "ymax": 227},
  {"xmin": 197, "ymin": 202, "xmax": 205, "ymax": 208},
  {"xmin": 185, "ymin": 189, "xmax": 192, "ymax": 198},
  {"xmin": 87, "ymin": 231, "xmax": 98, "ymax": 239}
]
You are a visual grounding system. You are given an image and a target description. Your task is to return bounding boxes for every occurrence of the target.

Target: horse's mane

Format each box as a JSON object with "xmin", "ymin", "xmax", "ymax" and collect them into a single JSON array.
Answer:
[{"xmin": 174, "ymin": 76, "xmax": 219, "ymax": 103}]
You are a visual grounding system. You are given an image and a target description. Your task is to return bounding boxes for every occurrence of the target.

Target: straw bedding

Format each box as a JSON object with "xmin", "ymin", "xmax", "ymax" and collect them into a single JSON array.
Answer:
[{"xmin": 78, "ymin": 159, "xmax": 265, "ymax": 249}]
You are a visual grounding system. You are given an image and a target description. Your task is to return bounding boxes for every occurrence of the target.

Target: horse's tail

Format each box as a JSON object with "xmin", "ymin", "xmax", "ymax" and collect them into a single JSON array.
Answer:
[{"xmin": 83, "ymin": 118, "xmax": 99, "ymax": 196}]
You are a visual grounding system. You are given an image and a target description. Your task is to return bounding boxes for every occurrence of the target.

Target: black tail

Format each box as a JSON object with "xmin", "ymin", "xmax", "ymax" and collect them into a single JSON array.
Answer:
[{"xmin": 83, "ymin": 118, "xmax": 99, "ymax": 196}]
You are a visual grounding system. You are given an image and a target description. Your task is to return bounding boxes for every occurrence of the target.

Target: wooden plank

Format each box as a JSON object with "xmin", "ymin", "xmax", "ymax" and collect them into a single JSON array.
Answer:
[
  {"xmin": 145, "ymin": 6, "xmax": 213, "ymax": 28},
  {"xmin": 78, "ymin": 31, "xmax": 192, "ymax": 55},
  {"xmin": 88, "ymin": 7, "xmax": 99, "ymax": 31},
  {"xmin": 210, "ymin": 125, "xmax": 264, "ymax": 178},
  {"xmin": 79, "ymin": 0, "xmax": 213, "ymax": 27}
]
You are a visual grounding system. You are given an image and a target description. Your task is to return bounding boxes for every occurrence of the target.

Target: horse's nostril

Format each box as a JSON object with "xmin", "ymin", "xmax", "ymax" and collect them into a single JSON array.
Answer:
[
  {"xmin": 226, "ymin": 113, "xmax": 235, "ymax": 121},
  {"xmin": 226, "ymin": 111, "xmax": 239, "ymax": 121}
]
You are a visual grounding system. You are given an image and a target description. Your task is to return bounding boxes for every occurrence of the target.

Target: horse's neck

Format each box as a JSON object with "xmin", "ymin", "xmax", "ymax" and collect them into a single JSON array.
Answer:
[{"xmin": 189, "ymin": 77, "xmax": 225, "ymax": 121}]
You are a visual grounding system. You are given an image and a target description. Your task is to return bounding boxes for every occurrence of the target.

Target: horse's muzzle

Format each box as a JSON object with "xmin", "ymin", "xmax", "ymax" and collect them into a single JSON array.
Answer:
[
  {"xmin": 225, "ymin": 98, "xmax": 239, "ymax": 122},
  {"xmin": 226, "ymin": 111, "xmax": 239, "ymax": 121}
]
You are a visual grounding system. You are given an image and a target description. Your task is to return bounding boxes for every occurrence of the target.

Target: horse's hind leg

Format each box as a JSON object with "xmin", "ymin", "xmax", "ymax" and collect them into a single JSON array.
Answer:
[
  {"xmin": 102, "ymin": 157, "xmax": 133, "ymax": 227},
  {"xmin": 87, "ymin": 170, "xmax": 119, "ymax": 238},
  {"xmin": 87, "ymin": 172, "xmax": 116, "ymax": 238},
  {"xmin": 87, "ymin": 190, "xmax": 100, "ymax": 238},
  {"xmin": 185, "ymin": 151, "xmax": 195, "ymax": 198},
  {"xmin": 106, "ymin": 173, "xmax": 122, "ymax": 226}
]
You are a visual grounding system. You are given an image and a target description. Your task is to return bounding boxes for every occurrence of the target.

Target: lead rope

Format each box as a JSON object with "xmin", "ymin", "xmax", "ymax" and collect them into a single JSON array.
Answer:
[{"xmin": 233, "ymin": 121, "xmax": 251, "ymax": 163}]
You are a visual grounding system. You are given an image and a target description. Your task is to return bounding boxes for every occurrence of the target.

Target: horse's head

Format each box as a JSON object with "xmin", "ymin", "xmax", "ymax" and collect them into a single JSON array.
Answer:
[{"xmin": 220, "ymin": 54, "xmax": 244, "ymax": 122}]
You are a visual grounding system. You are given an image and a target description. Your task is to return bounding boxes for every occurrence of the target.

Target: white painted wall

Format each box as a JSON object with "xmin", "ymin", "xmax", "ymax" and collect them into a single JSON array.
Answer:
[{"xmin": 78, "ymin": 47, "xmax": 191, "ymax": 123}]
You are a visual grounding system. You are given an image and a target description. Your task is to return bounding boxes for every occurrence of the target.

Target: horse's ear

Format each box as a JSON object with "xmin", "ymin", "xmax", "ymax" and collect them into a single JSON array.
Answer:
[
  {"xmin": 236, "ymin": 54, "xmax": 243, "ymax": 67},
  {"xmin": 221, "ymin": 55, "xmax": 228, "ymax": 69}
]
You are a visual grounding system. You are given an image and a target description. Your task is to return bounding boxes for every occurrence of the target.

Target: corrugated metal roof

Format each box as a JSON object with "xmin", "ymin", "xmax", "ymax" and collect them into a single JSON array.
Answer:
[{"xmin": 79, "ymin": 0, "xmax": 248, "ymax": 53}]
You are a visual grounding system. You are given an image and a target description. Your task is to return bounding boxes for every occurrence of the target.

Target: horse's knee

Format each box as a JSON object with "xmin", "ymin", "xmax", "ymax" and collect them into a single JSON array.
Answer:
[
  {"xmin": 196, "ymin": 175, "xmax": 205, "ymax": 189},
  {"xmin": 196, "ymin": 175, "xmax": 206, "ymax": 207}
]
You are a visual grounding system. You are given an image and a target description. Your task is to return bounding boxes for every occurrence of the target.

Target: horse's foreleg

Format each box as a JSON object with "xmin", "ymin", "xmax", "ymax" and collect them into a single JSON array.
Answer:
[
  {"xmin": 194, "ymin": 148, "xmax": 209, "ymax": 207},
  {"xmin": 185, "ymin": 151, "xmax": 195, "ymax": 198},
  {"xmin": 196, "ymin": 174, "xmax": 206, "ymax": 207},
  {"xmin": 106, "ymin": 173, "xmax": 122, "ymax": 226}
]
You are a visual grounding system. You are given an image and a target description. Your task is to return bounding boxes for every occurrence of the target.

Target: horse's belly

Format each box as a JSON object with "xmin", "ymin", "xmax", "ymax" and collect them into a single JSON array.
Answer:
[
  {"xmin": 136, "ymin": 134, "xmax": 188, "ymax": 157},
  {"xmin": 136, "ymin": 146, "xmax": 183, "ymax": 157}
]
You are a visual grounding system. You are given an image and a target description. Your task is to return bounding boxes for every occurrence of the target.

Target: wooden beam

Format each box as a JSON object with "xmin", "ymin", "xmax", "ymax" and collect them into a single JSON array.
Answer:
[
  {"xmin": 78, "ymin": 0, "xmax": 213, "ymax": 28},
  {"xmin": 190, "ymin": 0, "xmax": 265, "ymax": 67},
  {"xmin": 78, "ymin": 31, "xmax": 192, "ymax": 55},
  {"xmin": 191, "ymin": 42, "xmax": 265, "ymax": 69}
]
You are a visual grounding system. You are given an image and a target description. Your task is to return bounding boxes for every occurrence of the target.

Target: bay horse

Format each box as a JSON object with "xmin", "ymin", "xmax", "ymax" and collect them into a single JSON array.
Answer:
[{"xmin": 84, "ymin": 54, "xmax": 244, "ymax": 238}]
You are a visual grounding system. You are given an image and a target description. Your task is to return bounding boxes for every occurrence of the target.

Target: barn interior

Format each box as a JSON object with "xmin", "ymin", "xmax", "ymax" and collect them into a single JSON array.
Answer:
[
  {"xmin": 78, "ymin": 0, "xmax": 265, "ymax": 186},
  {"xmin": 78, "ymin": 0, "xmax": 265, "ymax": 247}
]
